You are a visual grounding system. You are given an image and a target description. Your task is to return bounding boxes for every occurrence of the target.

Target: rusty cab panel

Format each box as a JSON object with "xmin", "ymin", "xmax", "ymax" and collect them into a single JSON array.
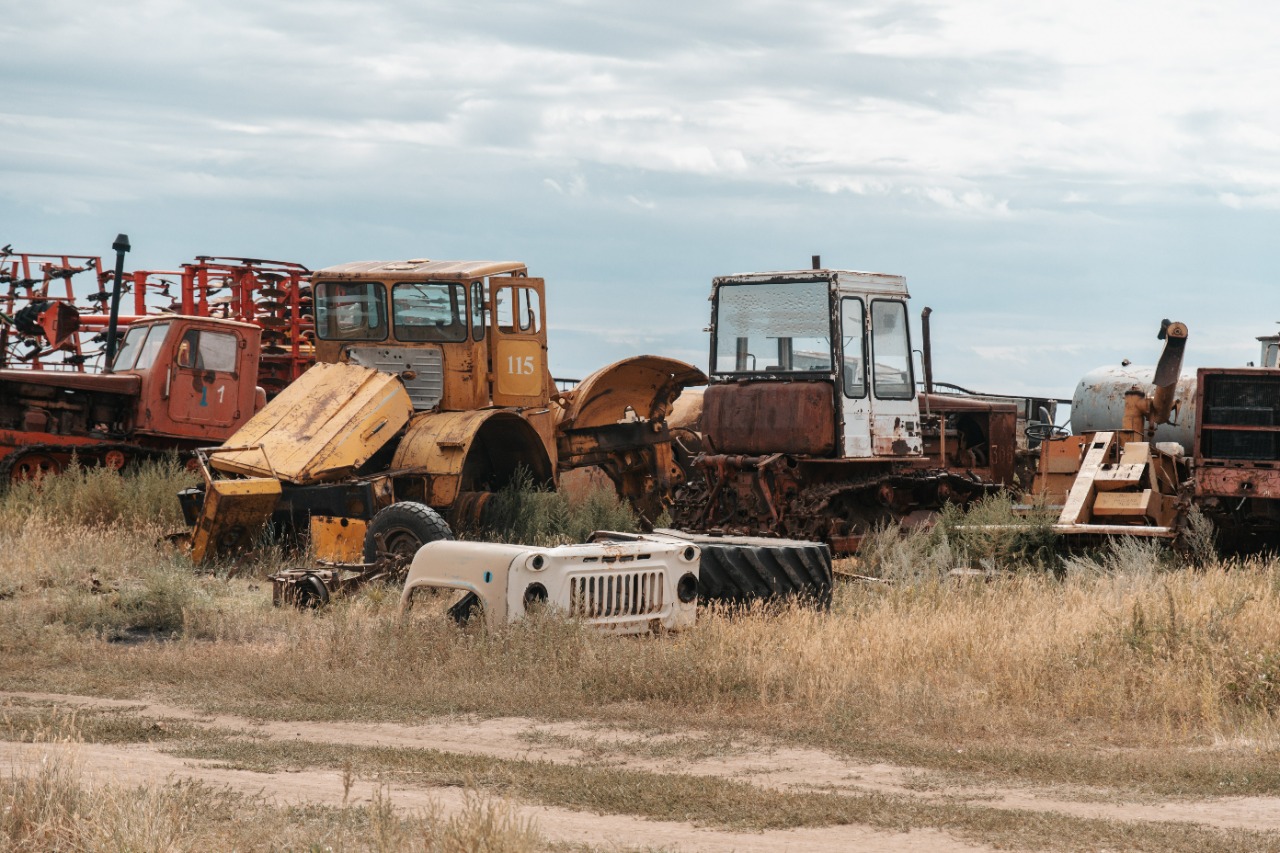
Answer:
[
  {"xmin": 705, "ymin": 268, "xmax": 923, "ymax": 463},
  {"xmin": 701, "ymin": 381, "xmax": 836, "ymax": 455},
  {"xmin": 310, "ymin": 261, "xmax": 551, "ymax": 412},
  {"xmin": 118, "ymin": 316, "xmax": 264, "ymax": 442}
]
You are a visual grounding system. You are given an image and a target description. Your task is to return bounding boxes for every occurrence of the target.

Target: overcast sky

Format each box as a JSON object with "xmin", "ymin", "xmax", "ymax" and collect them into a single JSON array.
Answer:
[{"xmin": 4, "ymin": 1, "xmax": 1278, "ymax": 404}]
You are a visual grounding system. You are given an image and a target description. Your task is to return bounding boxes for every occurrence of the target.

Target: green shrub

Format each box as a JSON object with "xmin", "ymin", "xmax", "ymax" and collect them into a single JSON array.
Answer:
[{"xmin": 480, "ymin": 468, "xmax": 639, "ymax": 545}]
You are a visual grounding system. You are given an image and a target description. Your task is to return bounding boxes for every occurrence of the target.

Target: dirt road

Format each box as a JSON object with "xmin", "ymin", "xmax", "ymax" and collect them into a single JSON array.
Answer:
[{"xmin": 3, "ymin": 691, "xmax": 1277, "ymax": 852}]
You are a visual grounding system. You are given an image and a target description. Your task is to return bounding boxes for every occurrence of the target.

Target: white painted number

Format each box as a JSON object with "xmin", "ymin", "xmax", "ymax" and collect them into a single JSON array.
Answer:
[
  {"xmin": 216, "ymin": 386, "xmax": 225, "ymax": 403},
  {"xmin": 506, "ymin": 355, "xmax": 535, "ymax": 375}
]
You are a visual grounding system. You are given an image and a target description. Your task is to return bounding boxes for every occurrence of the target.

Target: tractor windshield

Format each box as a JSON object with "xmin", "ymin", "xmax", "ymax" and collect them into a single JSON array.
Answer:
[
  {"xmin": 392, "ymin": 282, "xmax": 467, "ymax": 342},
  {"xmin": 113, "ymin": 322, "xmax": 171, "ymax": 372},
  {"xmin": 314, "ymin": 281, "xmax": 388, "ymax": 341},
  {"xmin": 713, "ymin": 280, "xmax": 832, "ymax": 374}
]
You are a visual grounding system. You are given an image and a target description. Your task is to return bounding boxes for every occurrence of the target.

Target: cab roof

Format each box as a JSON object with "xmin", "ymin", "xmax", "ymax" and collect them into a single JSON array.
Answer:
[
  {"xmin": 713, "ymin": 268, "xmax": 908, "ymax": 298},
  {"xmin": 315, "ymin": 259, "xmax": 528, "ymax": 280}
]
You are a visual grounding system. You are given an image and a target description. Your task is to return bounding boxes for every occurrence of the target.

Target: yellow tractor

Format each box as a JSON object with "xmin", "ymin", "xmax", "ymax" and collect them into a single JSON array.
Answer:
[{"xmin": 182, "ymin": 258, "xmax": 705, "ymax": 566}]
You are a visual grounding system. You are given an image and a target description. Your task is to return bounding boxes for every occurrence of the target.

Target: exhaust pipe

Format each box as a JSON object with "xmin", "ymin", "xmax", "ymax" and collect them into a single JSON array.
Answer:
[
  {"xmin": 102, "ymin": 233, "xmax": 130, "ymax": 372},
  {"xmin": 920, "ymin": 306, "xmax": 934, "ymax": 395}
]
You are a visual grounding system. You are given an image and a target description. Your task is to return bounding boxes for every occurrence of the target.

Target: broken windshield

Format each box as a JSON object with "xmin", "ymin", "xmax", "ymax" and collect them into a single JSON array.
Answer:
[{"xmin": 713, "ymin": 280, "xmax": 832, "ymax": 374}]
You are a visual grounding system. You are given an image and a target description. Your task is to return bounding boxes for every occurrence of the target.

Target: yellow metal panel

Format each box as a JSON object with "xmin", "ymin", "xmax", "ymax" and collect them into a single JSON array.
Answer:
[
  {"xmin": 310, "ymin": 516, "xmax": 369, "ymax": 563},
  {"xmin": 1092, "ymin": 489, "xmax": 1159, "ymax": 519},
  {"xmin": 556, "ymin": 355, "xmax": 708, "ymax": 430},
  {"xmin": 390, "ymin": 408, "xmax": 554, "ymax": 509},
  {"xmin": 212, "ymin": 363, "xmax": 413, "ymax": 484},
  {"xmin": 1093, "ymin": 463, "xmax": 1147, "ymax": 491},
  {"xmin": 494, "ymin": 338, "xmax": 544, "ymax": 398},
  {"xmin": 190, "ymin": 477, "xmax": 282, "ymax": 564}
]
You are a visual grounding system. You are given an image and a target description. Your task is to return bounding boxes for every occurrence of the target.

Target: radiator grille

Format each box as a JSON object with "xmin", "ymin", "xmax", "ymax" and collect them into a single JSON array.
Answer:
[
  {"xmin": 1202, "ymin": 374, "xmax": 1280, "ymax": 461},
  {"xmin": 1204, "ymin": 376, "xmax": 1280, "ymax": 421},
  {"xmin": 346, "ymin": 346, "xmax": 444, "ymax": 410},
  {"xmin": 569, "ymin": 571, "xmax": 665, "ymax": 618}
]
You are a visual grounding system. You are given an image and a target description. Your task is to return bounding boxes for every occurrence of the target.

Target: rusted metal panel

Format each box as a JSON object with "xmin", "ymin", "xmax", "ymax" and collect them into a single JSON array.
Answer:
[
  {"xmin": 189, "ymin": 475, "xmax": 282, "ymax": 564},
  {"xmin": 212, "ymin": 363, "xmax": 413, "ymax": 483},
  {"xmin": 309, "ymin": 515, "xmax": 368, "ymax": 562},
  {"xmin": 556, "ymin": 355, "xmax": 707, "ymax": 431},
  {"xmin": 1193, "ymin": 367, "xmax": 1280, "ymax": 501},
  {"xmin": 0, "ymin": 368, "xmax": 140, "ymax": 395},
  {"xmin": 1196, "ymin": 464, "xmax": 1280, "ymax": 498},
  {"xmin": 702, "ymin": 381, "xmax": 836, "ymax": 456},
  {"xmin": 316, "ymin": 260, "xmax": 527, "ymax": 281},
  {"xmin": 391, "ymin": 408, "xmax": 554, "ymax": 508}
]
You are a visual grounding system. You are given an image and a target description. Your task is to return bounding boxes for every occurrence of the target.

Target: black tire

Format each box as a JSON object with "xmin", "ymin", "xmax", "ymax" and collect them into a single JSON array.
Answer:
[
  {"xmin": 294, "ymin": 573, "xmax": 330, "ymax": 609},
  {"xmin": 654, "ymin": 529, "xmax": 833, "ymax": 608},
  {"xmin": 362, "ymin": 501, "xmax": 454, "ymax": 563}
]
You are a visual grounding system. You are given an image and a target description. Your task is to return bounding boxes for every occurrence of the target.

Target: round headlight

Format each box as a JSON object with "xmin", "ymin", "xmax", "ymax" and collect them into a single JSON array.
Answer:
[
  {"xmin": 676, "ymin": 572, "xmax": 698, "ymax": 604},
  {"xmin": 523, "ymin": 582, "xmax": 549, "ymax": 610}
]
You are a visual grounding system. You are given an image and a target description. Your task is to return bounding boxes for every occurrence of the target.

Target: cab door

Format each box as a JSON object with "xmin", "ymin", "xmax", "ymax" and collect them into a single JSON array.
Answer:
[
  {"xmin": 839, "ymin": 297, "xmax": 874, "ymax": 458},
  {"xmin": 167, "ymin": 326, "xmax": 247, "ymax": 429},
  {"xmin": 489, "ymin": 279, "xmax": 548, "ymax": 408},
  {"xmin": 865, "ymin": 299, "xmax": 923, "ymax": 457}
]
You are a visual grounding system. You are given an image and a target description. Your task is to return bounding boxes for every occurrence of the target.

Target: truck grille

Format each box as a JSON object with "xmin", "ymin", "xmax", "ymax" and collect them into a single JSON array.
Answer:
[
  {"xmin": 569, "ymin": 571, "xmax": 665, "ymax": 618},
  {"xmin": 346, "ymin": 346, "xmax": 444, "ymax": 411}
]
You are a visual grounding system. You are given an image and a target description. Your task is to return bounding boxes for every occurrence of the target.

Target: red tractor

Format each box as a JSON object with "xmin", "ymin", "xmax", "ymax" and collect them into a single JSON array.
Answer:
[{"xmin": 0, "ymin": 243, "xmax": 311, "ymax": 482}]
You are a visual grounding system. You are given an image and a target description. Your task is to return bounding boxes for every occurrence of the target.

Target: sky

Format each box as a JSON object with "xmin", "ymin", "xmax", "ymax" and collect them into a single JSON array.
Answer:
[{"xmin": 4, "ymin": 0, "xmax": 1279, "ymax": 407}]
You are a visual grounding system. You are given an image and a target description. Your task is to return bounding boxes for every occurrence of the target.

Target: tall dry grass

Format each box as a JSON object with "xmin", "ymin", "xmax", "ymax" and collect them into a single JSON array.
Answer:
[{"xmin": 2, "ymin": 466, "xmax": 1279, "ymax": 759}]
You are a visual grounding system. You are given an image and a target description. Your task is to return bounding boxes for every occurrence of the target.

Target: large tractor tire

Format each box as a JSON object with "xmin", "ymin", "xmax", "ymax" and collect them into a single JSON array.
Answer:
[
  {"xmin": 652, "ymin": 529, "xmax": 833, "ymax": 608},
  {"xmin": 363, "ymin": 501, "xmax": 454, "ymax": 564}
]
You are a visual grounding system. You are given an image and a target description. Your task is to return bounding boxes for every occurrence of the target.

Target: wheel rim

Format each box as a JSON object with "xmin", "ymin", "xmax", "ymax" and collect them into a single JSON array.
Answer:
[
  {"xmin": 382, "ymin": 528, "xmax": 423, "ymax": 560},
  {"xmin": 103, "ymin": 450, "xmax": 127, "ymax": 471},
  {"xmin": 10, "ymin": 453, "xmax": 61, "ymax": 483}
]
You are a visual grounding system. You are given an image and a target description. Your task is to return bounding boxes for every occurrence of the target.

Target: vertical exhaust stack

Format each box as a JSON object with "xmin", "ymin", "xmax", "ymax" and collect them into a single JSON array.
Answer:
[
  {"xmin": 920, "ymin": 307, "xmax": 934, "ymax": 396},
  {"xmin": 1121, "ymin": 320, "xmax": 1188, "ymax": 440},
  {"xmin": 812, "ymin": 255, "xmax": 821, "ymax": 270},
  {"xmin": 102, "ymin": 233, "xmax": 130, "ymax": 373}
]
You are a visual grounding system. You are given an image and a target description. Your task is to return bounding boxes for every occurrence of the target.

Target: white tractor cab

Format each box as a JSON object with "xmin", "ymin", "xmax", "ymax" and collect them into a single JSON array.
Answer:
[
  {"xmin": 708, "ymin": 266, "xmax": 922, "ymax": 459},
  {"xmin": 400, "ymin": 534, "xmax": 701, "ymax": 634}
]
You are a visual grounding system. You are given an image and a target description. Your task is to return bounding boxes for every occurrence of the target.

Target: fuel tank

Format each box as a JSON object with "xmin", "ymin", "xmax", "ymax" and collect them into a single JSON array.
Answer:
[{"xmin": 1071, "ymin": 365, "xmax": 1197, "ymax": 448}]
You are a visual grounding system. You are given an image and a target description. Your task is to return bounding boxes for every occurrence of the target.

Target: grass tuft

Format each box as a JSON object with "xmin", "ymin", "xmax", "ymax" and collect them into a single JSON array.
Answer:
[{"xmin": 480, "ymin": 468, "xmax": 640, "ymax": 545}]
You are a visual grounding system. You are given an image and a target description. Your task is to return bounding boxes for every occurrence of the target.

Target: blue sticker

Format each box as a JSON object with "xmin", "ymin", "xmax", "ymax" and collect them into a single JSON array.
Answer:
[
  {"xmin": 199, "ymin": 386, "xmax": 207, "ymax": 407},
  {"xmin": 483, "ymin": 571, "xmax": 492, "ymax": 583}
]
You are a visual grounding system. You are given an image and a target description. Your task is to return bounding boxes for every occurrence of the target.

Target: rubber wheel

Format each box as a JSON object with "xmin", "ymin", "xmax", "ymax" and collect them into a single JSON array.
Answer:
[
  {"xmin": 362, "ymin": 501, "xmax": 455, "ymax": 563},
  {"xmin": 293, "ymin": 573, "xmax": 330, "ymax": 609}
]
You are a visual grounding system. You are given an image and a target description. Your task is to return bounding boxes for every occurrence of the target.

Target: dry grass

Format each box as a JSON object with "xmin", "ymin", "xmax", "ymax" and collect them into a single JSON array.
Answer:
[{"xmin": 3, "ymin": 468, "xmax": 1280, "ymax": 845}]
